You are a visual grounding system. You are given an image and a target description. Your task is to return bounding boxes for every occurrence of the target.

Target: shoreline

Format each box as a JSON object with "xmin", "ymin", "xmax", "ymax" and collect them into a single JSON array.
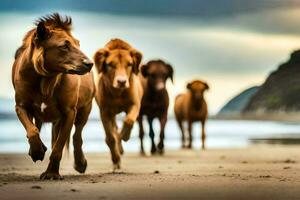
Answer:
[{"xmin": 213, "ymin": 113, "xmax": 300, "ymax": 122}]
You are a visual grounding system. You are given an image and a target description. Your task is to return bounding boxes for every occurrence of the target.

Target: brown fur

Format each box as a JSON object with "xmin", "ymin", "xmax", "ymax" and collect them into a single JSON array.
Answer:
[
  {"xmin": 138, "ymin": 59, "xmax": 173, "ymax": 155},
  {"xmin": 12, "ymin": 13, "xmax": 95, "ymax": 179},
  {"xmin": 94, "ymin": 38, "xmax": 143, "ymax": 170},
  {"xmin": 174, "ymin": 80, "xmax": 209, "ymax": 149}
]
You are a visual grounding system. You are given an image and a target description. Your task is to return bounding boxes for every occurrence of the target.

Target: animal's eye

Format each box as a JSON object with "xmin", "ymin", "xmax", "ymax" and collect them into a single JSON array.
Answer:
[
  {"xmin": 106, "ymin": 63, "xmax": 115, "ymax": 69},
  {"xmin": 128, "ymin": 63, "xmax": 133, "ymax": 67},
  {"xmin": 60, "ymin": 41, "xmax": 70, "ymax": 50}
]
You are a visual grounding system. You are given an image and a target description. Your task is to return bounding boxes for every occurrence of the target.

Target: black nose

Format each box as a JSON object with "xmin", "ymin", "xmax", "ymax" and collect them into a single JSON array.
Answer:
[
  {"xmin": 117, "ymin": 80, "xmax": 126, "ymax": 87},
  {"xmin": 82, "ymin": 59, "xmax": 93, "ymax": 69}
]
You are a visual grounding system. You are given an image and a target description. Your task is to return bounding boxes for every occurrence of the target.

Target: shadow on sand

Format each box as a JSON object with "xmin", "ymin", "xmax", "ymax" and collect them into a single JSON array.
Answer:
[{"xmin": 0, "ymin": 171, "xmax": 138, "ymax": 183}]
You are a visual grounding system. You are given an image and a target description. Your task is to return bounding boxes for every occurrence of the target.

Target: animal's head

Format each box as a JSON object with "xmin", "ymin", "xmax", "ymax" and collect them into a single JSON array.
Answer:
[
  {"xmin": 187, "ymin": 80, "xmax": 209, "ymax": 100},
  {"xmin": 94, "ymin": 39, "xmax": 142, "ymax": 89},
  {"xmin": 141, "ymin": 60, "xmax": 173, "ymax": 91},
  {"xmin": 32, "ymin": 13, "xmax": 93, "ymax": 76}
]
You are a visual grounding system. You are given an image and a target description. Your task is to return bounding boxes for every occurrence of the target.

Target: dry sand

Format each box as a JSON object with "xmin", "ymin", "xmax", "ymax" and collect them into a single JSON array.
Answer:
[{"xmin": 0, "ymin": 145, "xmax": 300, "ymax": 200}]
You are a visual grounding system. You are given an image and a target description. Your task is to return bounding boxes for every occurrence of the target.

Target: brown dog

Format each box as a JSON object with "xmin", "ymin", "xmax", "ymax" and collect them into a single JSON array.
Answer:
[
  {"xmin": 138, "ymin": 60, "xmax": 173, "ymax": 155},
  {"xmin": 174, "ymin": 80, "xmax": 209, "ymax": 150},
  {"xmin": 94, "ymin": 39, "xmax": 143, "ymax": 170},
  {"xmin": 12, "ymin": 14, "xmax": 95, "ymax": 179}
]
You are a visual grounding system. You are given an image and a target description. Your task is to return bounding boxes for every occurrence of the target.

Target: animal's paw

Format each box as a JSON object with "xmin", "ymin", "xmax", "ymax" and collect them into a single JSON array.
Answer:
[
  {"xmin": 28, "ymin": 135, "xmax": 47, "ymax": 162},
  {"xmin": 151, "ymin": 145, "xmax": 157, "ymax": 155},
  {"xmin": 112, "ymin": 162, "xmax": 121, "ymax": 173},
  {"xmin": 120, "ymin": 119, "xmax": 134, "ymax": 142},
  {"xmin": 74, "ymin": 158, "xmax": 87, "ymax": 174},
  {"xmin": 119, "ymin": 141, "xmax": 124, "ymax": 155},
  {"xmin": 157, "ymin": 144, "xmax": 164, "ymax": 155},
  {"xmin": 40, "ymin": 171, "xmax": 63, "ymax": 180},
  {"xmin": 140, "ymin": 150, "xmax": 146, "ymax": 156},
  {"xmin": 157, "ymin": 149, "xmax": 164, "ymax": 155}
]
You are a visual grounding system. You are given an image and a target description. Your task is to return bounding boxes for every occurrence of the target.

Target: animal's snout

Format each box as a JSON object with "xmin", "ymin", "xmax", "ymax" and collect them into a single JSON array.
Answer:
[
  {"xmin": 82, "ymin": 59, "xmax": 93, "ymax": 70},
  {"xmin": 113, "ymin": 75, "xmax": 129, "ymax": 89},
  {"xmin": 67, "ymin": 58, "xmax": 93, "ymax": 75},
  {"xmin": 117, "ymin": 78, "xmax": 127, "ymax": 88},
  {"xmin": 156, "ymin": 82, "xmax": 165, "ymax": 90},
  {"xmin": 194, "ymin": 92, "xmax": 203, "ymax": 99}
]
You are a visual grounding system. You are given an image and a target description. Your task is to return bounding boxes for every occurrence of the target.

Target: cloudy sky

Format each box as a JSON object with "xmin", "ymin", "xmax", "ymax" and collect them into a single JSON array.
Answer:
[{"xmin": 1, "ymin": 1, "xmax": 300, "ymax": 114}]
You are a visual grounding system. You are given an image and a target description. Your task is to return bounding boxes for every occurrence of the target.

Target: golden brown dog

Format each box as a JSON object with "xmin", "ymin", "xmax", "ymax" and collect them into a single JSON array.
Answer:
[
  {"xmin": 174, "ymin": 80, "xmax": 209, "ymax": 150},
  {"xmin": 94, "ymin": 39, "xmax": 143, "ymax": 170},
  {"xmin": 12, "ymin": 13, "xmax": 95, "ymax": 179}
]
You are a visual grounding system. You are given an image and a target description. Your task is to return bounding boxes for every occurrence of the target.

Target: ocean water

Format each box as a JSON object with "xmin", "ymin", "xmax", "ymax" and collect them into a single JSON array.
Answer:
[{"xmin": 1, "ymin": 118, "xmax": 300, "ymax": 153}]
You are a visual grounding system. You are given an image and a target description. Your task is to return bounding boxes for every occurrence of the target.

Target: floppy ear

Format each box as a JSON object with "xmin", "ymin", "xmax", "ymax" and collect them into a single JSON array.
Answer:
[
  {"xmin": 204, "ymin": 82, "xmax": 209, "ymax": 90},
  {"xmin": 130, "ymin": 49, "xmax": 142, "ymax": 74},
  {"xmin": 187, "ymin": 83, "xmax": 192, "ymax": 90},
  {"xmin": 140, "ymin": 64, "xmax": 148, "ymax": 77},
  {"xmin": 36, "ymin": 22, "xmax": 50, "ymax": 41},
  {"xmin": 93, "ymin": 48, "xmax": 109, "ymax": 73},
  {"xmin": 165, "ymin": 63, "xmax": 174, "ymax": 83}
]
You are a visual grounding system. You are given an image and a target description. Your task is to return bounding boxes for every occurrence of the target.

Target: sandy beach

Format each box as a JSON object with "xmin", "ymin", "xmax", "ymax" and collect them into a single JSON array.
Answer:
[{"xmin": 0, "ymin": 145, "xmax": 299, "ymax": 200}]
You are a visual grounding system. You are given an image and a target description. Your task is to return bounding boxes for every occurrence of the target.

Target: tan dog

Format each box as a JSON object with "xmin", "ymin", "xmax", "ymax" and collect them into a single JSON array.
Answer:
[
  {"xmin": 94, "ymin": 39, "xmax": 143, "ymax": 170},
  {"xmin": 174, "ymin": 80, "xmax": 209, "ymax": 150},
  {"xmin": 12, "ymin": 13, "xmax": 95, "ymax": 179}
]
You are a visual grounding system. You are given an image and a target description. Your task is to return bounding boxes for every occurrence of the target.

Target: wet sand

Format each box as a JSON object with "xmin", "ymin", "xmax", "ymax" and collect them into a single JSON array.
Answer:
[{"xmin": 0, "ymin": 145, "xmax": 300, "ymax": 200}]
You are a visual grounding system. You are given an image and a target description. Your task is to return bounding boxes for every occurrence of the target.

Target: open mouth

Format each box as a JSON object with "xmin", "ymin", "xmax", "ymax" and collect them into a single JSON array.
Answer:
[
  {"xmin": 67, "ymin": 69, "xmax": 89, "ymax": 75},
  {"xmin": 66, "ymin": 65, "xmax": 91, "ymax": 75}
]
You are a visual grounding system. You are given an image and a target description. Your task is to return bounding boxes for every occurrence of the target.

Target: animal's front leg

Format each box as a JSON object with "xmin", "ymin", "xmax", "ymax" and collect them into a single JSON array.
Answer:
[
  {"xmin": 15, "ymin": 105, "xmax": 47, "ymax": 162},
  {"xmin": 157, "ymin": 114, "xmax": 167, "ymax": 154},
  {"xmin": 40, "ymin": 108, "xmax": 76, "ymax": 180},
  {"xmin": 73, "ymin": 104, "xmax": 92, "ymax": 174},
  {"xmin": 201, "ymin": 120, "xmax": 206, "ymax": 150},
  {"xmin": 101, "ymin": 113, "xmax": 121, "ymax": 170},
  {"xmin": 148, "ymin": 117, "xmax": 156, "ymax": 154},
  {"xmin": 120, "ymin": 104, "xmax": 139, "ymax": 141},
  {"xmin": 187, "ymin": 121, "xmax": 193, "ymax": 149},
  {"xmin": 112, "ymin": 120, "xmax": 124, "ymax": 155}
]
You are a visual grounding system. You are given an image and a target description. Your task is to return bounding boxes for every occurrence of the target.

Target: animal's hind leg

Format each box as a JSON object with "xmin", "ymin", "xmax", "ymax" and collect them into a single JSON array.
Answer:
[
  {"xmin": 187, "ymin": 121, "xmax": 193, "ymax": 149},
  {"xmin": 157, "ymin": 114, "xmax": 167, "ymax": 154},
  {"xmin": 73, "ymin": 103, "xmax": 92, "ymax": 174},
  {"xmin": 35, "ymin": 117, "xmax": 43, "ymax": 132},
  {"xmin": 138, "ymin": 116, "xmax": 145, "ymax": 155},
  {"xmin": 176, "ymin": 117, "xmax": 185, "ymax": 148}
]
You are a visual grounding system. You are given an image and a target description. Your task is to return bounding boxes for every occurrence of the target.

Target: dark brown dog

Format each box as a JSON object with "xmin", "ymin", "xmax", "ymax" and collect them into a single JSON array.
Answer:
[
  {"xmin": 12, "ymin": 13, "xmax": 95, "ymax": 179},
  {"xmin": 94, "ymin": 39, "xmax": 143, "ymax": 170},
  {"xmin": 138, "ymin": 60, "xmax": 173, "ymax": 155},
  {"xmin": 174, "ymin": 80, "xmax": 209, "ymax": 150}
]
